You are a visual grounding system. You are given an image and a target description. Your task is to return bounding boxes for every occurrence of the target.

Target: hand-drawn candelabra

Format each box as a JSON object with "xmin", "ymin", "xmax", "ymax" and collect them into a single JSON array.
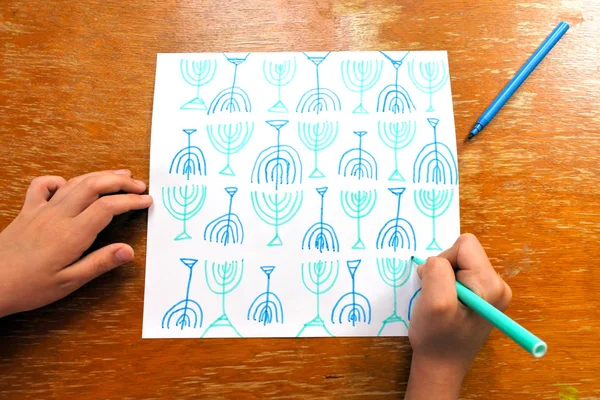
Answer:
[
  {"xmin": 169, "ymin": 129, "xmax": 207, "ymax": 180},
  {"xmin": 297, "ymin": 52, "xmax": 341, "ymax": 113},
  {"xmin": 162, "ymin": 258, "xmax": 203, "ymax": 330},
  {"xmin": 413, "ymin": 118, "xmax": 458, "ymax": 185},
  {"xmin": 341, "ymin": 59, "xmax": 383, "ymax": 114},
  {"xmin": 376, "ymin": 188, "xmax": 417, "ymax": 251},
  {"xmin": 414, "ymin": 188, "xmax": 454, "ymax": 251},
  {"xmin": 298, "ymin": 121, "xmax": 338, "ymax": 179},
  {"xmin": 162, "ymin": 184, "xmax": 207, "ymax": 241},
  {"xmin": 302, "ymin": 187, "xmax": 339, "ymax": 253},
  {"xmin": 180, "ymin": 58, "xmax": 217, "ymax": 111},
  {"xmin": 208, "ymin": 53, "xmax": 251, "ymax": 114},
  {"xmin": 201, "ymin": 259, "xmax": 244, "ymax": 338},
  {"xmin": 378, "ymin": 120, "xmax": 417, "ymax": 181},
  {"xmin": 338, "ymin": 131, "xmax": 378, "ymax": 180},
  {"xmin": 263, "ymin": 57, "xmax": 296, "ymax": 113},
  {"xmin": 331, "ymin": 260, "xmax": 371, "ymax": 327},
  {"xmin": 377, "ymin": 51, "xmax": 416, "ymax": 113},
  {"xmin": 340, "ymin": 190, "xmax": 377, "ymax": 250},
  {"xmin": 206, "ymin": 122, "xmax": 254, "ymax": 176},
  {"xmin": 377, "ymin": 258, "xmax": 412, "ymax": 335},
  {"xmin": 251, "ymin": 191, "xmax": 303, "ymax": 247},
  {"xmin": 247, "ymin": 266, "xmax": 284, "ymax": 325},
  {"xmin": 407, "ymin": 58, "xmax": 448, "ymax": 112},
  {"xmin": 204, "ymin": 187, "xmax": 244, "ymax": 246},
  {"xmin": 297, "ymin": 260, "xmax": 340, "ymax": 337}
]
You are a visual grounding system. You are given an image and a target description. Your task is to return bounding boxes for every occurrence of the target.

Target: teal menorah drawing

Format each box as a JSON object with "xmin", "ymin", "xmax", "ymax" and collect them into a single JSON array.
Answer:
[
  {"xmin": 297, "ymin": 260, "xmax": 340, "ymax": 337},
  {"xmin": 377, "ymin": 258, "xmax": 412, "ymax": 336},
  {"xmin": 206, "ymin": 122, "xmax": 254, "ymax": 176},
  {"xmin": 414, "ymin": 188, "xmax": 454, "ymax": 251},
  {"xmin": 161, "ymin": 185, "xmax": 207, "ymax": 241},
  {"xmin": 180, "ymin": 58, "xmax": 217, "ymax": 111},
  {"xmin": 407, "ymin": 59, "xmax": 448, "ymax": 112},
  {"xmin": 341, "ymin": 59, "xmax": 383, "ymax": 114},
  {"xmin": 201, "ymin": 259, "xmax": 244, "ymax": 338},
  {"xmin": 298, "ymin": 121, "xmax": 338, "ymax": 179},
  {"xmin": 378, "ymin": 120, "xmax": 417, "ymax": 181},
  {"xmin": 251, "ymin": 191, "xmax": 303, "ymax": 246},
  {"xmin": 340, "ymin": 190, "xmax": 377, "ymax": 250},
  {"xmin": 263, "ymin": 57, "xmax": 296, "ymax": 113}
]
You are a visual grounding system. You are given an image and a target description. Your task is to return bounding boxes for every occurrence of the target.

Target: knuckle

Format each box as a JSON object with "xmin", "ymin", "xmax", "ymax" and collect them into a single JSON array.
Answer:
[
  {"xmin": 458, "ymin": 233, "xmax": 478, "ymax": 246},
  {"xmin": 430, "ymin": 297, "xmax": 454, "ymax": 314},
  {"xmin": 426, "ymin": 256, "xmax": 450, "ymax": 270},
  {"xmin": 95, "ymin": 197, "xmax": 115, "ymax": 213},
  {"xmin": 91, "ymin": 255, "xmax": 110, "ymax": 277},
  {"xmin": 30, "ymin": 176, "xmax": 47, "ymax": 187}
]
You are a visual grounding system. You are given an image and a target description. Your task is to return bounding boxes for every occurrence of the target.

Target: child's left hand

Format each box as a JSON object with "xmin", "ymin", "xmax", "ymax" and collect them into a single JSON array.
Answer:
[{"xmin": 0, "ymin": 169, "xmax": 153, "ymax": 318}]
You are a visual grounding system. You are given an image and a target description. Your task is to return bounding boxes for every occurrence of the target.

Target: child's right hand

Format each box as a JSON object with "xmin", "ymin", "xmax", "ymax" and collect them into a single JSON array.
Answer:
[{"xmin": 405, "ymin": 234, "xmax": 512, "ymax": 400}]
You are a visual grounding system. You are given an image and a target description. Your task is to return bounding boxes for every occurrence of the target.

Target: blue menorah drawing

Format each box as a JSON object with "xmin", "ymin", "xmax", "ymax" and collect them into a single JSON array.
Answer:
[
  {"xmin": 302, "ymin": 187, "xmax": 339, "ymax": 253},
  {"xmin": 408, "ymin": 288, "xmax": 422, "ymax": 321},
  {"xmin": 251, "ymin": 120, "xmax": 303, "ymax": 188},
  {"xmin": 208, "ymin": 53, "xmax": 251, "ymax": 114},
  {"xmin": 377, "ymin": 258, "xmax": 412, "ymax": 335},
  {"xmin": 180, "ymin": 58, "xmax": 217, "ymax": 111},
  {"xmin": 413, "ymin": 118, "xmax": 458, "ymax": 185},
  {"xmin": 204, "ymin": 187, "xmax": 244, "ymax": 246},
  {"xmin": 201, "ymin": 259, "xmax": 244, "ymax": 338},
  {"xmin": 162, "ymin": 185, "xmax": 207, "ymax": 241},
  {"xmin": 376, "ymin": 188, "xmax": 417, "ymax": 251},
  {"xmin": 297, "ymin": 52, "xmax": 341, "ymax": 113},
  {"xmin": 338, "ymin": 131, "xmax": 378, "ymax": 180},
  {"xmin": 298, "ymin": 121, "xmax": 338, "ymax": 179},
  {"xmin": 169, "ymin": 129, "xmax": 207, "ymax": 180},
  {"xmin": 407, "ymin": 58, "xmax": 448, "ymax": 112},
  {"xmin": 297, "ymin": 260, "xmax": 340, "ymax": 337},
  {"xmin": 251, "ymin": 191, "xmax": 303, "ymax": 246},
  {"xmin": 340, "ymin": 190, "xmax": 377, "ymax": 250},
  {"xmin": 263, "ymin": 57, "xmax": 296, "ymax": 113},
  {"xmin": 378, "ymin": 120, "xmax": 417, "ymax": 181},
  {"xmin": 377, "ymin": 51, "xmax": 416, "ymax": 113},
  {"xmin": 162, "ymin": 258, "xmax": 204, "ymax": 330},
  {"xmin": 341, "ymin": 59, "xmax": 383, "ymax": 114},
  {"xmin": 247, "ymin": 266, "xmax": 284, "ymax": 325},
  {"xmin": 206, "ymin": 122, "xmax": 254, "ymax": 176},
  {"xmin": 414, "ymin": 188, "xmax": 454, "ymax": 251},
  {"xmin": 331, "ymin": 260, "xmax": 372, "ymax": 326}
]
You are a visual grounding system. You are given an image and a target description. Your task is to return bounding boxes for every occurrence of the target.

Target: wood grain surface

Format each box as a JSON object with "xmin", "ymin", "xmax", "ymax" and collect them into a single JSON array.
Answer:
[{"xmin": 1, "ymin": 0, "xmax": 599, "ymax": 398}]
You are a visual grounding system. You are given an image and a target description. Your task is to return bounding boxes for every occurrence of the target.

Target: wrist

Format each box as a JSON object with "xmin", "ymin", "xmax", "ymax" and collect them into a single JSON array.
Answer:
[{"xmin": 405, "ymin": 353, "xmax": 466, "ymax": 400}]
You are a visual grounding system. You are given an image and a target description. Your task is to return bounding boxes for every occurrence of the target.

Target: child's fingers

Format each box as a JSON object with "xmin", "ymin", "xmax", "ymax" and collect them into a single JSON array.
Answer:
[
  {"xmin": 58, "ymin": 243, "xmax": 134, "ymax": 293},
  {"xmin": 438, "ymin": 233, "xmax": 492, "ymax": 272},
  {"xmin": 22, "ymin": 176, "xmax": 67, "ymax": 210},
  {"xmin": 74, "ymin": 194, "xmax": 153, "ymax": 233},
  {"xmin": 49, "ymin": 169, "xmax": 131, "ymax": 205},
  {"xmin": 60, "ymin": 174, "xmax": 147, "ymax": 216},
  {"xmin": 417, "ymin": 257, "xmax": 458, "ymax": 317}
]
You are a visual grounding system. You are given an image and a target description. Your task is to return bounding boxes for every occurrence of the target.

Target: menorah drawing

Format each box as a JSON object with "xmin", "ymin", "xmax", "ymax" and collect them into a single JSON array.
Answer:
[
  {"xmin": 413, "ymin": 118, "xmax": 458, "ymax": 185},
  {"xmin": 297, "ymin": 260, "xmax": 340, "ymax": 337},
  {"xmin": 206, "ymin": 122, "xmax": 254, "ymax": 176},
  {"xmin": 298, "ymin": 121, "xmax": 338, "ymax": 179},
  {"xmin": 376, "ymin": 188, "xmax": 417, "ymax": 251},
  {"xmin": 204, "ymin": 187, "xmax": 244, "ymax": 246},
  {"xmin": 341, "ymin": 59, "xmax": 383, "ymax": 114},
  {"xmin": 414, "ymin": 188, "xmax": 454, "ymax": 251},
  {"xmin": 377, "ymin": 258, "xmax": 412, "ymax": 335},
  {"xmin": 408, "ymin": 288, "xmax": 422, "ymax": 322},
  {"xmin": 407, "ymin": 58, "xmax": 448, "ymax": 112},
  {"xmin": 263, "ymin": 57, "xmax": 296, "ymax": 113},
  {"xmin": 251, "ymin": 120, "xmax": 303, "ymax": 188},
  {"xmin": 331, "ymin": 260, "xmax": 371, "ymax": 326},
  {"xmin": 251, "ymin": 191, "xmax": 303, "ymax": 246},
  {"xmin": 169, "ymin": 129, "xmax": 207, "ymax": 180},
  {"xmin": 201, "ymin": 259, "xmax": 244, "ymax": 338},
  {"xmin": 377, "ymin": 51, "xmax": 416, "ymax": 113},
  {"xmin": 208, "ymin": 53, "xmax": 251, "ymax": 114},
  {"xmin": 162, "ymin": 184, "xmax": 207, "ymax": 241},
  {"xmin": 338, "ymin": 131, "xmax": 378, "ymax": 180},
  {"xmin": 247, "ymin": 266, "xmax": 284, "ymax": 326},
  {"xmin": 378, "ymin": 120, "xmax": 417, "ymax": 181},
  {"xmin": 162, "ymin": 258, "xmax": 203, "ymax": 330},
  {"xmin": 302, "ymin": 187, "xmax": 339, "ymax": 253},
  {"xmin": 180, "ymin": 58, "xmax": 217, "ymax": 111},
  {"xmin": 340, "ymin": 190, "xmax": 377, "ymax": 250},
  {"xmin": 297, "ymin": 52, "xmax": 341, "ymax": 113}
]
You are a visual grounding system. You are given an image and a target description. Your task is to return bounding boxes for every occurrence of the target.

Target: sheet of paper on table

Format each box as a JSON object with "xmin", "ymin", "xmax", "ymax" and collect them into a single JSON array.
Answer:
[{"xmin": 142, "ymin": 51, "xmax": 460, "ymax": 338}]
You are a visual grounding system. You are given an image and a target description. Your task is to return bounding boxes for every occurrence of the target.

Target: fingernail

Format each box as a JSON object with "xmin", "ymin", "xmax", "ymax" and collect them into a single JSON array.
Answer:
[
  {"xmin": 134, "ymin": 179, "xmax": 146, "ymax": 186},
  {"xmin": 141, "ymin": 194, "xmax": 153, "ymax": 203},
  {"xmin": 114, "ymin": 169, "xmax": 130, "ymax": 175},
  {"xmin": 115, "ymin": 247, "xmax": 133, "ymax": 263}
]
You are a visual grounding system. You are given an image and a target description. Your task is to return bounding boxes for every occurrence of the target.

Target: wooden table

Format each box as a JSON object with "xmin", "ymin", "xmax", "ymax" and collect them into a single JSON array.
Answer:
[{"xmin": 1, "ymin": 1, "xmax": 598, "ymax": 398}]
